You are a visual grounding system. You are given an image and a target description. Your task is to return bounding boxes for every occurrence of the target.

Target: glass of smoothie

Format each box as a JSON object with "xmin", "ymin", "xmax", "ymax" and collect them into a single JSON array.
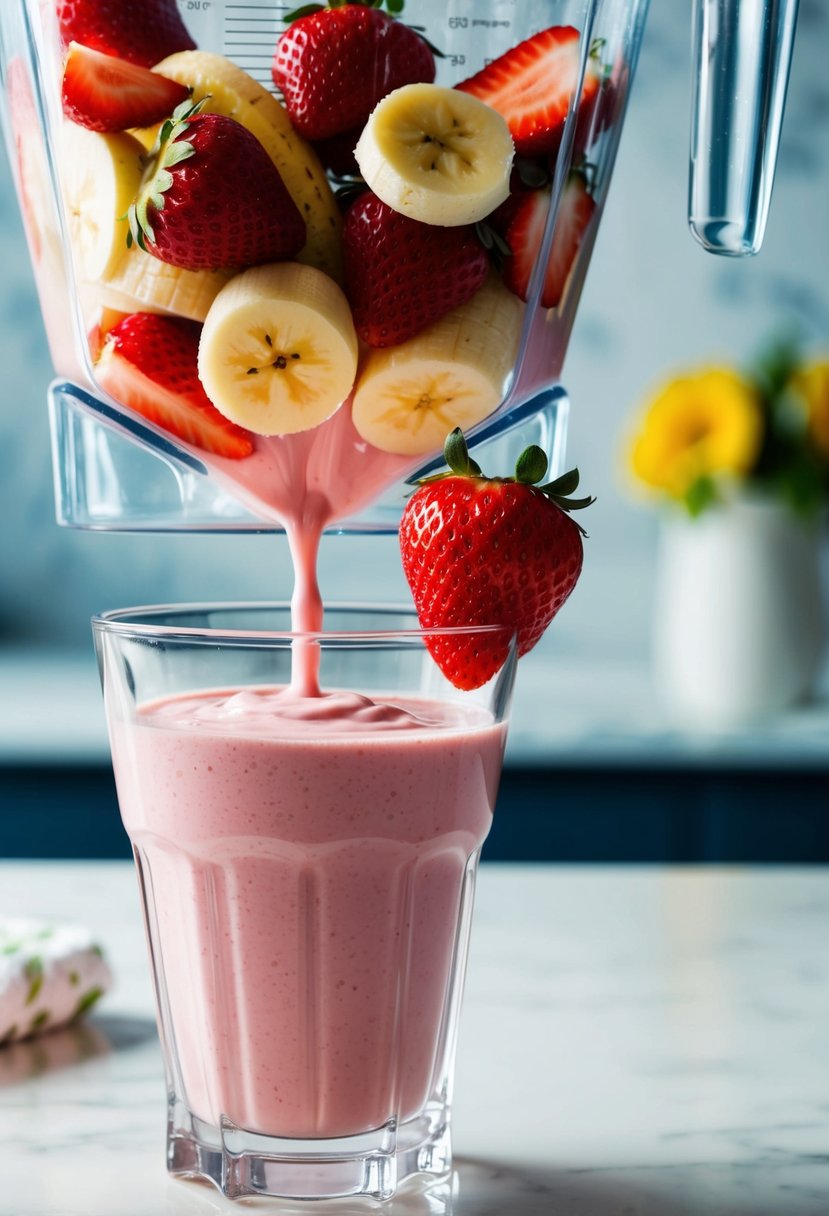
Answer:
[{"xmin": 93, "ymin": 603, "xmax": 516, "ymax": 1202}]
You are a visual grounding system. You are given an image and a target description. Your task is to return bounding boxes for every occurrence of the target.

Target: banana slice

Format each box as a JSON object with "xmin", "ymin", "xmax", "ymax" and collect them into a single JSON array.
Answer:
[
  {"xmin": 82, "ymin": 245, "xmax": 233, "ymax": 323},
  {"xmin": 60, "ymin": 122, "xmax": 144, "ymax": 281},
  {"xmin": 154, "ymin": 51, "xmax": 343, "ymax": 282},
  {"xmin": 355, "ymin": 83, "xmax": 513, "ymax": 227},
  {"xmin": 351, "ymin": 275, "xmax": 523, "ymax": 456},
  {"xmin": 198, "ymin": 263, "xmax": 358, "ymax": 436}
]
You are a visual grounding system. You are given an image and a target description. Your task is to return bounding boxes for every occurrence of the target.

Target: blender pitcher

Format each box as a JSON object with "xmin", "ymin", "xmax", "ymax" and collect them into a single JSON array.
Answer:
[{"xmin": 0, "ymin": 0, "xmax": 798, "ymax": 532}]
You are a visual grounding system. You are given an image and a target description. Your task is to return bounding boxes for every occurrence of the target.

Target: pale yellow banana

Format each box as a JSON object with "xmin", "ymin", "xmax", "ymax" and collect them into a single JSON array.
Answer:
[
  {"xmin": 60, "ymin": 123, "xmax": 144, "ymax": 282},
  {"xmin": 355, "ymin": 83, "xmax": 513, "ymax": 227},
  {"xmin": 81, "ymin": 245, "xmax": 233, "ymax": 323},
  {"xmin": 351, "ymin": 276, "xmax": 523, "ymax": 457},
  {"xmin": 198, "ymin": 263, "xmax": 358, "ymax": 436}
]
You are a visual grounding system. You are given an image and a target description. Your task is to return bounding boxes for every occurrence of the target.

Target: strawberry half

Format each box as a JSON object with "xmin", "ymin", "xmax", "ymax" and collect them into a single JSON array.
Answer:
[
  {"xmin": 273, "ymin": 5, "xmax": 435, "ymax": 141},
  {"xmin": 342, "ymin": 192, "xmax": 489, "ymax": 348},
  {"xmin": 456, "ymin": 26, "xmax": 599, "ymax": 157},
  {"xmin": 400, "ymin": 429, "xmax": 592, "ymax": 691},
  {"xmin": 57, "ymin": 0, "xmax": 196, "ymax": 69},
  {"xmin": 502, "ymin": 175, "xmax": 596, "ymax": 310},
  {"xmin": 128, "ymin": 100, "xmax": 306, "ymax": 272},
  {"xmin": 96, "ymin": 313, "xmax": 254, "ymax": 460},
  {"xmin": 61, "ymin": 43, "xmax": 191, "ymax": 133}
]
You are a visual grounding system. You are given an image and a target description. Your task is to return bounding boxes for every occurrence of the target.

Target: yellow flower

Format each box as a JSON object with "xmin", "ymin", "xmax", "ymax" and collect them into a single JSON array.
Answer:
[
  {"xmin": 791, "ymin": 361, "xmax": 829, "ymax": 459},
  {"xmin": 629, "ymin": 369, "xmax": 763, "ymax": 499}
]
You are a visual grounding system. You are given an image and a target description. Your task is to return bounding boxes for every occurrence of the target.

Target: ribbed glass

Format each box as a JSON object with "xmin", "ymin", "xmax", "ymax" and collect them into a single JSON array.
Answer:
[{"xmin": 93, "ymin": 604, "xmax": 516, "ymax": 1201}]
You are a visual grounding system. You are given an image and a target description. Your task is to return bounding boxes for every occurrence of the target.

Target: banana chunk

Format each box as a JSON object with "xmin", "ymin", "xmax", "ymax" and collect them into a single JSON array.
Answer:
[
  {"xmin": 199, "ymin": 263, "xmax": 358, "ymax": 437},
  {"xmin": 352, "ymin": 275, "xmax": 523, "ymax": 457},
  {"xmin": 60, "ymin": 123, "xmax": 144, "ymax": 282},
  {"xmin": 355, "ymin": 83, "xmax": 514, "ymax": 227}
]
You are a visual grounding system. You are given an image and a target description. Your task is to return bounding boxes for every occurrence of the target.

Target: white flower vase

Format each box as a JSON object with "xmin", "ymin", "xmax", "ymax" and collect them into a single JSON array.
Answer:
[{"xmin": 653, "ymin": 495, "xmax": 827, "ymax": 725}]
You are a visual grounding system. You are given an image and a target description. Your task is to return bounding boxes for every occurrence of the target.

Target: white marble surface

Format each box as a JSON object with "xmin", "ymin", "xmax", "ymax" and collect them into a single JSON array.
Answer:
[{"xmin": 0, "ymin": 863, "xmax": 828, "ymax": 1214}]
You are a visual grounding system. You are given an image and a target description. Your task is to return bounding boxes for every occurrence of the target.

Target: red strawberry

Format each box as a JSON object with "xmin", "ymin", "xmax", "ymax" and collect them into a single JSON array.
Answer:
[
  {"xmin": 312, "ymin": 126, "xmax": 363, "ymax": 179},
  {"xmin": 502, "ymin": 175, "xmax": 596, "ymax": 310},
  {"xmin": 400, "ymin": 429, "xmax": 591, "ymax": 691},
  {"xmin": 456, "ymin": 26, "xmax": 599, "ymax": 157},
  {"xmin": 273, "ymin": 6, "xmax": 435, "ymax": 141},
  {"xmin": 342, "ymin": 192, "xmax": 489, "ymax": 348},
  {"xmin": 96, "ymin": 313, "xmax": 254, "ymax": 460},
  {"xmin": 128, "ymin": 100, "xmax": 306, "ymax": 272},
  {"xmin": 574, "ymin": 61, "xmax": 629, "ymax": 153},
  {"xmin": 61, "ymin": 43, "xmax": 191, "ymax": 133},
  {"xmin": 56, "ymin": 0, "xmax": 196, "ymax": 69}
]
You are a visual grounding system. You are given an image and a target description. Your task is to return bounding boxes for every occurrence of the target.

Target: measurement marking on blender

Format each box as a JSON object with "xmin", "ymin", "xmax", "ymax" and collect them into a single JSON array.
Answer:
[{"xmin": 224, "ymin": 3, "xmax": 289, "ymax": 87}]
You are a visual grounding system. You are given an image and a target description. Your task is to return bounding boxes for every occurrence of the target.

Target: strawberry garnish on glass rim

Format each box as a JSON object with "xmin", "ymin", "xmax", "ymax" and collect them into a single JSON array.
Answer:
[{"xmin": 399, "ymin": 428, "xmax": 594, "ymax": 691}]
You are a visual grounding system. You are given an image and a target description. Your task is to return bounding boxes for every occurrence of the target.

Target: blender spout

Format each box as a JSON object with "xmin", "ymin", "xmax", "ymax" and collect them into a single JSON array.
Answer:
[{"xmin": 689, "ymin": 0, "xmax": 799, "ymax": 256}]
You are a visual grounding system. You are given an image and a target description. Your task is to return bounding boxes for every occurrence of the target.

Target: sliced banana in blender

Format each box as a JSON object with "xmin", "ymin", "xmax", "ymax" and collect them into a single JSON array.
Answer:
[
  {"xmin": 198, "ymin": 263, "xmax": 359, "ymax": 437},
  {"xmin": 355, "ymin": 83, "xmax": 514, "ymax": 227},
  {"xmin": 351, "ymin": 276, "xmax": 523, "ymax": 457},
  {"xmin": 60, "ymin": 122, "xmax": 144, "ymax": 281}
]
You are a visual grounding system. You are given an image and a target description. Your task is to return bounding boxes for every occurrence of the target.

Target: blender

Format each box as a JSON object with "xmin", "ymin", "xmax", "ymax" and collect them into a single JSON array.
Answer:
[{"xmin": 0, "ymin": 1, "xmax": 798, "ymax": 535}]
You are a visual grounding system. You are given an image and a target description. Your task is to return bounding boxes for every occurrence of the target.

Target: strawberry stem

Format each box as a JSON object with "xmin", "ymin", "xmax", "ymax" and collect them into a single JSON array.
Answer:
[
  {"xmin": 285, "ymin": 0, "xmax": 406, "ymax": 21},
  {"xmin": 515, "ymin": 445, "xmax": 548, "ymax": 485},
  {"xmin": 423, "ymin": 428, "xmax": 595, "ymax": 532},
  {"xmin": 444, "ymin": 427, "xmax": 482, "ymax": 477}
]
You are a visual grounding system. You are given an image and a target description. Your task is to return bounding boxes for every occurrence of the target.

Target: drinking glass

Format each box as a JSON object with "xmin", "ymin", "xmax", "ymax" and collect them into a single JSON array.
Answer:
[{"xmin": 92, "ymin": 604, "xmax": 517, "ymax": 1201}]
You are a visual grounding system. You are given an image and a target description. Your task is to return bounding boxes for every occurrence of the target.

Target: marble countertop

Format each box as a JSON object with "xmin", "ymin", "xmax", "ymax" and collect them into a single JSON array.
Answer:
[
  {"xmin": 2, "ymin": 649, "xmax": 829, "ymax": 770},
  {"xmin": 0, "ymin": 863, "xmax": 828, "ymax": 1214}
]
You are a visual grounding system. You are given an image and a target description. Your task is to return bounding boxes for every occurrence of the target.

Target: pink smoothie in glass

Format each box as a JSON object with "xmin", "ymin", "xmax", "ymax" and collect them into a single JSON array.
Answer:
[{"xmin": 112, "ymin": 686, "xmax": 506, "ymax": 1139}]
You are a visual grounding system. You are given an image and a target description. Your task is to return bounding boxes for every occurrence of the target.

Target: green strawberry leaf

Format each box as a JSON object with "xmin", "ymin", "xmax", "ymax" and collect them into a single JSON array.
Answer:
[
  {"xmin": 284, "ymin": 3, "xmax": 326, "ymax": 20},
  {"xmin": 444, "ymin": 427, "xmax": 482, "ymax": 477},
  {"xmin": 515, "ymin": 445, "xmax": 548, "ymax": 485}
]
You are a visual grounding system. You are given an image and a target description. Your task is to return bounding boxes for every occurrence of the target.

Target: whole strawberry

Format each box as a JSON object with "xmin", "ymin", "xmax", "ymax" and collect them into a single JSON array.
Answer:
[
  {"xmin": 128, "ymin": 100, "xmax": 305, "ymax": 273},
  {"xmin": 343, "ymin": 192, "xmax": 489, "ymax": 348},
  {"xmin": 399, "ymin": 429, "xmax": 592, "ymax": 690},
  {"xmin": 273, "ymin": 3, "xmax": 435, "ymax": 141},
  {"xmin": 57, "ymin": 0, "xmax": 196, "ymax": 69}
]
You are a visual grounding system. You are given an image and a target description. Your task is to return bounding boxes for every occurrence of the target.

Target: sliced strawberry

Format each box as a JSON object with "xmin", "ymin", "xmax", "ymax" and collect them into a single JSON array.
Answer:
[
  {"xmin": 57, "ymin": 0, "xmax": 196, "ymax": 69},
  {"xmin": 96, "ymin": 313, "xmax": 254, "ymax": 460},
  {"xmin": 456, "ymin": 26, "xmax": 599, "ymax": 157},
  {"xmin": 502, "ymin": 177, "xmax": 596, "ymax": 310},
  {"xmin": 61, "ymin": 43, "xmax": 191, "ymax": 133}
]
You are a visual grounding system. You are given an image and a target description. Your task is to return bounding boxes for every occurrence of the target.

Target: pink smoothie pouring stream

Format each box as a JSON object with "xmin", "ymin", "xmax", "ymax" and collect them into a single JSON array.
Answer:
[{"xmin": 106, "ymin": 400, "xmax": 508, "ymax": 1138}]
